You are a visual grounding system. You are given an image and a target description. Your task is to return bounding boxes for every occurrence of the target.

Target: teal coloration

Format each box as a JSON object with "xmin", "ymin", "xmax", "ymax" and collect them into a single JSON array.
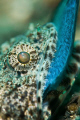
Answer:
[
  {"xmin": 44, "ymin": 0, "xmax": 79, "ymax": 98},
  {"xmin": 53, "ymin": 0, "xmax": 68, "ymax": 31}
]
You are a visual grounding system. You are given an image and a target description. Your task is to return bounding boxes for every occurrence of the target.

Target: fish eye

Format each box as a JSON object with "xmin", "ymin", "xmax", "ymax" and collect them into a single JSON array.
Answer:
[
  {"xmin": 17, "ymin": 52, "xmax": 30, "ymax": 64},
  {"xmin": 7, "ymin": 43, "xmax": 39, "ymax": 73}
]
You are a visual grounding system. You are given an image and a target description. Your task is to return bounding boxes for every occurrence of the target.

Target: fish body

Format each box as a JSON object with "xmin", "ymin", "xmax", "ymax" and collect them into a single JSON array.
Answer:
[
  {"xmin": 0, "ymin": 0, "xmax": 79, "ymax": 120},
  {"xmin": 0, "ymin": 23, "xmax": 57, "ymax": 120}
]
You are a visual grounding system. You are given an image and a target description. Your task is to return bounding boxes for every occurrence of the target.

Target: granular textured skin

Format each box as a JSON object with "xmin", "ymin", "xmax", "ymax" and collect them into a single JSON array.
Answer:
[
  {"xmin": 0, "ymin": 23, "xmax": 57, "ymax": 120},
  {"xmin": 0, "ymin": 0, "xmax": 79, "ymax": 119}
]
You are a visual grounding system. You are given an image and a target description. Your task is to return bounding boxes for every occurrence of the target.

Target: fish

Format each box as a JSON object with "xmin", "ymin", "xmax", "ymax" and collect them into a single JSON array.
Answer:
[
  {"xmin": 0, "ymin": 23, "xmax": 58, "ymax": 120},
  {"xmin": 0, "ymin": 0, "xmax": 79, "ymax": 120}
]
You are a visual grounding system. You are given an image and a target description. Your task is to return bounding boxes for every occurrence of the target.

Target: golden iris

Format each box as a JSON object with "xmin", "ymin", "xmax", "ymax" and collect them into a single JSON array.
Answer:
[{"xmin": 17, "ymin": 52, "xmax": 30, "ymax": 64}]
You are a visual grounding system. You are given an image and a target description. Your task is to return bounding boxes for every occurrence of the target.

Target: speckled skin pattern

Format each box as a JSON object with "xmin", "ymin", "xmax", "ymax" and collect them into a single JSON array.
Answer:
[
  {"xmin": 0, "ymin": 23, "xmax": 57, "ymax": 120},
  {"xmin": 0, "ymin": 0, "xmax": 80, "ymax": 120}
]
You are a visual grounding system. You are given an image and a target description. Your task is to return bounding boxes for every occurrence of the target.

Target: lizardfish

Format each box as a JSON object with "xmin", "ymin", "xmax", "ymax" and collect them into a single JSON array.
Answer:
[{"xmin": 0, "ymin": 0, "xmax": 79, "ymax": 120}]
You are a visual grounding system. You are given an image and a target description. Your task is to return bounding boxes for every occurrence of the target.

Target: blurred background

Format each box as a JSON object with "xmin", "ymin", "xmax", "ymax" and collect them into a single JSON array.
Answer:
[{"xmin": 0, "ymin": 0, "xmax": 80, "ymax": 45}]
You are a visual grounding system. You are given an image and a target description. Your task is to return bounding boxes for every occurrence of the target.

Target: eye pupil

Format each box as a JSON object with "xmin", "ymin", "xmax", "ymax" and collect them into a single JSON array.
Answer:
[{"xmin": 17, "ymin": 52, "xmax": 30, "ymax": 64}]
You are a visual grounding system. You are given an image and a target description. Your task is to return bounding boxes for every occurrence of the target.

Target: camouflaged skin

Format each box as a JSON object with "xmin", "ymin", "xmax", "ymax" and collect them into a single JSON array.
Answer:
[
  {"xmin": 0, "ymin": 23, "xmax": 57, "ymax": 120},
  {"xmin": 0, "ymin": 23, "xmax": 79, "ymax": 120}
]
